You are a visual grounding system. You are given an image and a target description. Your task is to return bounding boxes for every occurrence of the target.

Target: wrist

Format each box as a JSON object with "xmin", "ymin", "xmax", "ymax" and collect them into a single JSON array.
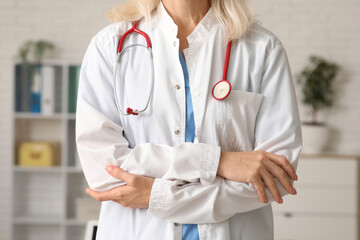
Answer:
[
  {"xmin": 217, "ymin": 151, "xmax": 230, "ymax": 178},
  {"xmin": 145, "ymin": 178, "xmax": 155, "ymax": 208}
]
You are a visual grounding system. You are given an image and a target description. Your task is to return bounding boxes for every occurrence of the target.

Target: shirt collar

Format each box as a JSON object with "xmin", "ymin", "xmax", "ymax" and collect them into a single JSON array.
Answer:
[{"xmin": 153, "ymin": 1, "xmax": 220, "ymax": 45}]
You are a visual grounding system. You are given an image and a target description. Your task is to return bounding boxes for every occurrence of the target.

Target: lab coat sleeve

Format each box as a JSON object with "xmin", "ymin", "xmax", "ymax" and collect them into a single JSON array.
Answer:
[
  {"xmin": 76, "ymin": 36, "xmax": 221, "ymax": 192},
  {"xmin": 147, "ymin": 43, "xmax": 303, "ymax": 224}
]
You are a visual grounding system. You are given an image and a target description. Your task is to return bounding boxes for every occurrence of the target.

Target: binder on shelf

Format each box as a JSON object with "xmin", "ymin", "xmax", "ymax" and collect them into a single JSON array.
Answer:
[
  {"xmin": 14, "ymin": 64, "xmax": 63, "ymax": 114},
  {"xmin": 54, "ymin": 67, "xmax": 63, "ymax": 113},
  {"xmin": 14, "ymin": 65, "xmax": 23, "ymax": 112},
  {"xmin": 68, "ymin": 65, "xmax": 81, "ymax": 113},
  {"xmin": 15, "ymin": 64, "xmax": 37, "ymax": 112},
  {"xmin": 41, "ymin": 66, "xmax": 55, "ymax": 115},
  {"xmin": 30, "ymin": 66, "xmax": 41, "ymax": 113}
]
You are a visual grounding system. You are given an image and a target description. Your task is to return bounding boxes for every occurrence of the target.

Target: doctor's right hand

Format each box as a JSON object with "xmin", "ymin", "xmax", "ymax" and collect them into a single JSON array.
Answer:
[{"xmin": 217, "ymin": 150, "xmax": 298, "ymax": 204}]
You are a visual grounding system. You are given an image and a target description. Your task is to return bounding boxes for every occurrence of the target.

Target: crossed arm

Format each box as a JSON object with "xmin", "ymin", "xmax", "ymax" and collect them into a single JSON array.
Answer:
[{"xmin": 86, "ymin": 150, "xmax": 298, "ymax": 209}]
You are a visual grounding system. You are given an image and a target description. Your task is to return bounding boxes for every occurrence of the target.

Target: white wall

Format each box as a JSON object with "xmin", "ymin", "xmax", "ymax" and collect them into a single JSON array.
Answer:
[
  {"xmin": 0, "ymin": 0, "xmax": 359, "ymax": 239},
  {"xmin": 253, "ymin": 0, "xmax": 360, "ymax": 154}
]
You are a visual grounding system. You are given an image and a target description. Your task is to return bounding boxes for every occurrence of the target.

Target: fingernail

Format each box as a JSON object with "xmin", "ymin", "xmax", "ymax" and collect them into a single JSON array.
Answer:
[
  {"xmin": 279, "ymin": 198, "xmax": 283, "ymax": 204},
  {"xmin": 292, "ymin": 188, "xmax": 297, "ymax": 195},
  {"xmin": 105, "ymin": 165, "xmax": 113, "ymax": 172},
  {"xmin": 295, "ymin": 174, "xmax": 298, "ymax": 181}
]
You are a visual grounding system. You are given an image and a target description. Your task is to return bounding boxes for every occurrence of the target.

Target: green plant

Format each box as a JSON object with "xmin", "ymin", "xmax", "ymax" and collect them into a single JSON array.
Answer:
[
  {"xmin": 18, "ymin": 40, "xmax": 34, "ymax": 64},
  {"xmin": 296, "ymin": 55, "xmax": 340, "ymax": 124},
  {"xmin": 17, "ymin": 40, "xmax": 54, "ymax": 65},
  {"xmin": 33, "ymin": 40, "xmax": 54, "ymax": 64}
]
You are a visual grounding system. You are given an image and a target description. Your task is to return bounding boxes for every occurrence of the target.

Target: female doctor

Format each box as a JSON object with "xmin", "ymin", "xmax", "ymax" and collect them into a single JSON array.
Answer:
[{"xmin": 75, "ymin": 0, "xmax": 302, "ymax": 239}]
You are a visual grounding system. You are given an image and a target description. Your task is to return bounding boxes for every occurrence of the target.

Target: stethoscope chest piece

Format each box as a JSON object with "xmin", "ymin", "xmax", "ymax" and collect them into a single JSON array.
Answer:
[
  {"xmin": 212, "ymin": 41, "xmax": 233, "ymax": 101},
  {"xmin": 212, "ymin": 80, "xmax": 231, "ymax": 100}
]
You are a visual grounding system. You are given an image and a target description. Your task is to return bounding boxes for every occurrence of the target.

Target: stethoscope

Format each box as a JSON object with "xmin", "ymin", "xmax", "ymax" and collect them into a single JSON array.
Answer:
[{"xmin": 114, "ymin": 20, "xmax": 232, "ymax": 116}]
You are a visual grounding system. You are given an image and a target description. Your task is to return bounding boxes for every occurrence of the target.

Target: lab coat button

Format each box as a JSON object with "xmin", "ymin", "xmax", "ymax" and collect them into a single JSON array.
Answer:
[
  {"xmin": 173, "ymin": 41, "xmax": 177, "ymax": 47},
  {"xmin": 203, "ymin": 224, "xmax": 209, "ymax": 229},
  {"xmin": 193, "ymin": 90, "xmax": 200, "ymax": 97},
  {"xmin": 175, "ymin": 84, "xmax": 181, "ymax": 90},
  {"xmin": 175, "ymin": 130, "xmax": 180, "ymax": 135}
]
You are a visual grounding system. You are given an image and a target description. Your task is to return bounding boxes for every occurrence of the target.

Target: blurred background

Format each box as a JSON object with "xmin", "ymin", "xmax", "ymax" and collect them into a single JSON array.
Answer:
[{"xmin": 0, "ymin": 0, "xmax": 359, "ymax": 239}]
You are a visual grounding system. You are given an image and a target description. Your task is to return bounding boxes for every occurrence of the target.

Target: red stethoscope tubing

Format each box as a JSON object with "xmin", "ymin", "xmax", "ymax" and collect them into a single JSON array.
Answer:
[
  {"xmin": 115, "ymin": 20, "xmax": 154, "ymax": 116},
  {"xmin": 212, "ymin": 41, "xmax": 232, "ymax": 101},
  {"xmin": 222, "ymin": 41, "xmax": 232, "ymax": 81},
  {"xmin": 117, "ymin": 21, "xmax": 152, "ymax": 53}
]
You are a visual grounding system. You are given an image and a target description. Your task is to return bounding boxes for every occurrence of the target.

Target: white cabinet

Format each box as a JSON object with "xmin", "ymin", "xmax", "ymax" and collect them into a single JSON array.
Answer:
[{"xmin": 272, "ymin": 155, "xmax": 359, "ymax": 240}]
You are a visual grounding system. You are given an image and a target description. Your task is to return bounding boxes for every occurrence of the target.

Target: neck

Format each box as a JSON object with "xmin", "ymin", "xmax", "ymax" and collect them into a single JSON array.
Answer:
[{"xmin": 161, "ymin": 0, "xmax": 210, "ymax": 36}]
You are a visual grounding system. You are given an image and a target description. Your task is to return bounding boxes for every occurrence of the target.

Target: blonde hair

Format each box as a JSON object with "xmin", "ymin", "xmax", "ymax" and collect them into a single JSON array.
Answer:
[{"xmin": 106, "ymin": 0, "xmax": 255, "ymax": 40}]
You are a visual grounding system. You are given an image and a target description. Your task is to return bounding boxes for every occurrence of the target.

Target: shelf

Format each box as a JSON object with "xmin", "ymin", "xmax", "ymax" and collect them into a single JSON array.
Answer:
[
  {"xmin": 14, "ymin": 166, "xmax": 62, "ymax": 173},
  {"xmin": 273, "ymin": 211, "xmax": 357, "ymax": 218},
  {"xmin": 65, "ymin": 219, "xmax": 88, "ymax": 226},
  {"xmin": 67, "ymin": 113, "xmax": 76, "ymax": 120},
  {"xmin": 13, "ymin": 58, "xmax": 82, "ymax": 66},
  {"xmin": 14, "ymin": 215, "xmax": 62, "ymax": 225},
  {"xmin": 13, "ymin": 217, "xmax": 88, "ymax": 227},
  {"xmin": 14, "ymin": 112, "xmax": 76, "ymax": 120},
  {"xmin": 13, "ymin": 166, "xmax": 84, "ymax": 174},
  {"xmin": 14, "ymin": 112, "xmax": 64, "ymax": 120},
  {"xmin": 66, "ymin": 167, "xmax": 83, "ymax": 174}
]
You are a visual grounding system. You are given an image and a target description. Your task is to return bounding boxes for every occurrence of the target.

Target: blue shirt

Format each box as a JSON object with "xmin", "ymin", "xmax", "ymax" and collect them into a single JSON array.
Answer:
[{"xmin": 179, "ymin": 51, "xmax": 199, "ymax": 240}]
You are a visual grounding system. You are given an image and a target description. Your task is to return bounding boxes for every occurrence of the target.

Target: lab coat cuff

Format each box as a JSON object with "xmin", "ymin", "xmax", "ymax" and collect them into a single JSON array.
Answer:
[
  {"xmin": 200, "ymin": 144, "xmax": 221, "ymax": 185},
  {"xmin": 147, "ymin": 178, "xmax": 172, "ymax": 218}
]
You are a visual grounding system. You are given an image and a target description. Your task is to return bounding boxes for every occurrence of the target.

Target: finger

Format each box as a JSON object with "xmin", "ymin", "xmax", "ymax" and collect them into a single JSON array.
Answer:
[
  {"xmin": 86, "ymin": 188, "xmax": 116, "ymax": 202},
  {"xmin": 263, "ymin": 159, "xmax": 297, "ymax": 195},
  {"xmin": 252, "ymin": 177, "xmax": 268, "ymax": 204},
  {"xmin": 264, "ymin": 152, "xmax": 298, "ymax": 181},
  {"xmin": 106, "ymin": 165, "xmax": 134, "ymax": 183},
  {"xmin": 260, "ymin": 168, "xmax": 282, "ymax": 204}
]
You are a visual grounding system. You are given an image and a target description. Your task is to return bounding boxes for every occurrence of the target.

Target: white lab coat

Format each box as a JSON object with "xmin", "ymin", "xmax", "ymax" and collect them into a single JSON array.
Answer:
[{"xmin": 76, "ymin": 2, "xmax": 302, "ymax": 239}]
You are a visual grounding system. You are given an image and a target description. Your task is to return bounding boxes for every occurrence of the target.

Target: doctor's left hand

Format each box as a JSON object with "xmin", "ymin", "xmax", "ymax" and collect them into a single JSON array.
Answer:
[{"xmin": 86, "ymin": 165, "xmax": 155, "ymax": 209}]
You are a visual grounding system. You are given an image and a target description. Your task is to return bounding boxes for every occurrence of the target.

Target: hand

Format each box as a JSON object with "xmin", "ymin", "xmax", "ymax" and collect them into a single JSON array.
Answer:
[
  {"xmin": 217, "ymin": 150, "xmax": 298, "ymax": 204},
  {"xmin": 86, "ymin": 165, "xmax": 155, "ymax": 209}
]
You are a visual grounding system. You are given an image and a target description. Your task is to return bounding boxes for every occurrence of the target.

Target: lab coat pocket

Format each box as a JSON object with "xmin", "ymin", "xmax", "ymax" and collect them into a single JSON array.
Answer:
[{"xmin": 216, "ymin": 90, "xmax": 263, "ymax": 152}]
